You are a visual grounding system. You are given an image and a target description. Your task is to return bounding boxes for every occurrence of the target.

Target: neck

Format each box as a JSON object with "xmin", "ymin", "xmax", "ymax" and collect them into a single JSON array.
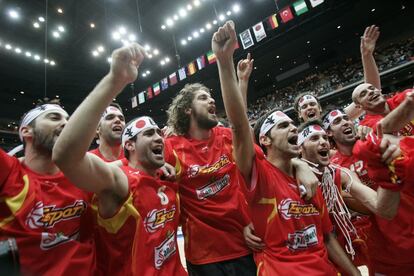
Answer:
[
  {"xmin": 335, "ymin": 142, "xmax": 354, "ymax": 156},
  {"xmin": 188, "ymin": 122, "xmax": 212, "ymax": 140},
  {"xmin": 99, "ymin": 139, "xmax": 122, "ymax": 161},
  {"xmin": 267, "ymin": 150, "xmax": 295, "ymax": 177},
  {"xmin": 366, "ymin": 102, "xmax": 389, "ymax": 116},
  {"xmin": 127, "ymin": 158, "xmax": 158, "ymax": 177},
  {"xmin": 23, "ymin": 146, "xmax": 60, "ymax": 175}
]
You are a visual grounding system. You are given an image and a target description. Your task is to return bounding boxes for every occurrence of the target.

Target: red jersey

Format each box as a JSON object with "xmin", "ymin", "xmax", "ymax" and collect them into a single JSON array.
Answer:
[
  {"xmin": 246, "ymin": 147, "xmax": 337, "ymax": 275},
  {"xmin": 0, "ymin": 149, "xmax": 95, "ymax": 276},
  {"xmin": 89, "ymin": 147, "xmax": 125, "ymax": 162},
  {"xmin": 164, "ymin": 127, "xmax": 251, "ymax": 264},
  {"xmin": 331, "ymin": 144, "xmax": 414, "ymax": 274},
  {"xmin": 360, "ymin": 89, "xmax": 414, "ymax": 136},
  {"xmin": 93, "ymin": 165, "xmax": 186, "ymax": 276}
]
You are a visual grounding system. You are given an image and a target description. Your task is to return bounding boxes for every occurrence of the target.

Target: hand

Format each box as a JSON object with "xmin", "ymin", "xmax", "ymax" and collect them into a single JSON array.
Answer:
[
  {"xmin": 212, "ymin": 21, "xmax": 237, "ymax": 62},
  {"xmin": 159, "ymin": 162, "xmax": 176, "ymax": 181},
  {"xmin": 356, "ymin": 125, "xmax": 372, "ymax": 141},
  {"xmin": 377, "ymin": 123, "xmax": 402, "ymax": 164},
  {"xmin": 109, "ymin": 43, "xmax": 145, "ymax": 86},
  {"xmin": 237, "ymin": 53, "xmax": 254, "ymax": 81},
  {"xmin": 293, "ymin": 159, "xmax": 318, "ymax": 200},
  {"xmin": 243, "ymin": 223, "xmax": 265, "ymax": 252},
  {"xmin": 360, "ymin": 25, "xmax": 380, "ymax": 56}
]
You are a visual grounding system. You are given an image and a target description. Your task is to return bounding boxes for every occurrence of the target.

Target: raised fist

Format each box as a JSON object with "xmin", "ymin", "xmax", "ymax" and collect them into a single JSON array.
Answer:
[
  {"xmin": 110, "ymin": 43, "xmax": 145, "ymax": 86},
  {"xmin": 211, "ymin": 21, "xmax": 237, "ymax": 61}
]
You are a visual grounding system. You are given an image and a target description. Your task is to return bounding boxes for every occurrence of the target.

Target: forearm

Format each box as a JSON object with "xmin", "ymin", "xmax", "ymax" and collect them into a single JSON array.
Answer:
[
  {"xmin": 325, "ymin": 233, "xmax": 360, "ymax": 276},
  {"xmin": 53, "ymin": 74, "xmax": 125, "ymax": 165},
  {"xmin": 380, "ymin": 100, "xmax": 414, "ymax": 134},
  {"xmin": 238, "ymin": 79, "xmax": 248, "ymax": 111},
  {"xmin": 344, "ymin": 103, "xmax": 363, "ymax": 120},
  {"xmin": 362, "ymin": 52, "xmax": 381, "ymax": 89},
  {"xmin": 375, "ymin": 187, "xmax": 400, "ymax": 219}
]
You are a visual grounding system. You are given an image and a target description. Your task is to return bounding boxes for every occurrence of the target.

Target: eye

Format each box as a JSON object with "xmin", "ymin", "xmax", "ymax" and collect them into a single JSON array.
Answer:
[
  {"xmin": 359, "ymin": 91, "xmax": 366, "ymax": 98},
  {"xmin": 333, "ymin": 117, "xmax": 341, "ymax": 125}
]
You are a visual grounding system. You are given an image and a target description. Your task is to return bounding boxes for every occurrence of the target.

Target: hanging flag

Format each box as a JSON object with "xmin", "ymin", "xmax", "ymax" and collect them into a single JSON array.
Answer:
[
  {"xmin": 169, "ymin": 72, "xmax": 178, "ymax": 85},
  {"xmin": 266, "ymin": 14, "xmax": 279, "ymax": 30},
  {"xmin": 138, "ymin": 91, "xmax": 145, "ymax": 104},
  {"xmin": 187, "ymin": 61, "xmax": 197, "ymax": 76},
  {"xmin": 147, "ymin": 86, "xmax": 153, "ymax": 99},
  {"xmin": 309, "ymin": 0, "xmax": 324, "ymax": 7},
  {"xmin": 239, "ymin": 29, "xmax": 254, "ymax": 50},
  {"xmin": 279, "ymin": 6, "xmax": 294, "ymax": 23},
  {"xmin": 153, "ymin": 82, "xmax": 160, "ymax": 96},
  {"xmin": 293, "ymin": 0, "xmax": 308, "ymax": 15},
  {"xmin": 252, "ymin": 22, "xmax": 267, "ymax": 42},
  {"xmin": 131, "ymin": 96, "xmax": 137, "ymax": 108},
  {"xmin": 160, "ymin": 77, "xmax": 168, "ymax": 90},
  {"xmin": 206, "ymin": 50, "xmax": 216, "ymax": 64},
  {"xmin": 178, "ymin": 67, "xmax": 186, "ymax": 80},
  {"xmin": 196, "ymin": 55, "xmax": 206, "ymax": 70}
]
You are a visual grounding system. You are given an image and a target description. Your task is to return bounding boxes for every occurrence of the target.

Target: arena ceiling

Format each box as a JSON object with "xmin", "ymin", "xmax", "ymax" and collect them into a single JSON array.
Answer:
[{"xmin": 0, "ymin": 0, "xmax": 412, "ymax": 125}]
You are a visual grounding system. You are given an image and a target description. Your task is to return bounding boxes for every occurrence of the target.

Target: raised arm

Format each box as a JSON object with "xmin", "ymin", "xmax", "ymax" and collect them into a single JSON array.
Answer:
[
  {"xmin": 53, "ymin": 44, "xmax": 145, "ymax": 200},
  {"xmin": 237, "ymin": 53, "xmax": 254, "ymax": 110},
  {"xmin": 361, "ymin": 25, "xmax": 381, "ymax": 89},
  {"xmin": 341, "ymin": 168, "xmax": 399, "ymax": 219},
  {"xmin": 213, "ymin": 21, "xmax": 255, "ymax": 182}
]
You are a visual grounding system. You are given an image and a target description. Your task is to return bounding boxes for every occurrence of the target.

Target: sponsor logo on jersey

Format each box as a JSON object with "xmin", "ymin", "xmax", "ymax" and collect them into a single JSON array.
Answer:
[
  {"xmin": 144, "ymin": 206, "xmax": 176, "ymax": 233},
  {"xmin": 286, "ymin": 224, "xmax": 318, "ymax": 251},
  {"xmin": 26, "ymin": 200, "xmax": 87, "ymax": 229},
  {"xmin": 154, "ymin": 231, "xmax": 176, "ymax": 269},
  {"xmin": 196, "ymin": 174, "xmax": 230, "ymax": 200},
  {"xmin": 40, "ymin": 230, "xmax": 79, "ymax": 250},
  {"xmin": 279, "ymin": 198, "xmax": 319, "ymax": 220},
  {"xmin": 187, "ymin": 155, "xmax": 231, "ymax": 178}
]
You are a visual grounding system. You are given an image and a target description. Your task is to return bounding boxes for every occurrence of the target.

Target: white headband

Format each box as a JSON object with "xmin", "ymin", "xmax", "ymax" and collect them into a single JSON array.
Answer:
[
  {"xmin": 19, "ymin": 104, "xmax": 68, "ymax": 141},
  {"xmin": 298, "ymin": 124, "xmax": 326, "ymax": 146},
  {"xmin": 259, "ymin": 111, "xmax": 292, "ymax": 137},
  {"xmin": 322, "ymin": 109, "xmax": 346, "ymax": 129},
  {"xmin": 122, "ymin": 116, "xmax": 159, "ymax": 147},
  {"xmin": 100, "ymin": 106, "xmax": 123, "ymax": 123},
  {"xmin": 298, "ymin": 95, "xmax": 318, "ymax": 109}
]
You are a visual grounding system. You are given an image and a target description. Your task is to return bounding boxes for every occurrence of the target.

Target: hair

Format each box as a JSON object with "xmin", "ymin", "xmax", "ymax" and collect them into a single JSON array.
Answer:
[
  {"xmin": 293, "ymin": 92, "xmax": 321, "ymax": 122},
  {"xmin": 166, "ymin": 83, "xmax": 209, "ymax": 135},
  {"xmin": 321, "ymin": 106, "xmax": 344, "ymax": 148},
  {"xmin": 123, "ymin": 135, "xmax": 138, "ymax": 160},
  {"xmin": 253, "ymin": 107, "xmax": 282, "ymax": 155},
  {"xmin": 20, "ymin": 97, "xmax": 63, "ymax": 149}
]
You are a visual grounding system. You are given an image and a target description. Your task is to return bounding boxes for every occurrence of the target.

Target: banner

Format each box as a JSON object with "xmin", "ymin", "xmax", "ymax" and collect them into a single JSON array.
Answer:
[
  {"xmin": 252, "ymin": 22, "xmax": 267, "ymax": 42},
  {"xmin": 153, "ymin": 82, "xmax": 160, "ymax": 96},
  {"xmin": 131, "ymin": 96, "xmax": 137, "ymax": 108},
  {"xmin": 266, "ymin": 14, "xmax": 278, "ymax": 30},
  {"xmin": 293, "ymin": 0, "xmax": 308, "ymax": 15},
  {"xmin": 178, "ymin": 67, "xmax": 186, "ymax": 80},
  {"xmin": 187, "ymin": 62, "xmax": 197, "ymax": 76},
  {"xmin": 196, "ymin": 55, "xmax": 206, "ymax": 70},
  {"xmin": 309, "ymin": 0, "xmax": 324, "ymax": 7},
  {"xmin": 138, "ymin": 92, "xmax": 145, "ymax": 104},
  {"xmin": 160, "ymin": 77, "xmax": 168, "ymax": 90},
  {"xmin": 169, "ymin": 72, "xmax": 177, "ymax": 85},
  {"xmin": 239, "ymin": 29, "xmax": 254, "ymax": 50},
  {"xmin": 147, "ymin": 86, "xmax": 153, "ymax": 99},
  {"xmin": 280, "ymin": 6, "xmax": 294, "ymax": 23},
  {"xmin": 206, "ymin": 50, "xmax": 216, "ymax": 64}
]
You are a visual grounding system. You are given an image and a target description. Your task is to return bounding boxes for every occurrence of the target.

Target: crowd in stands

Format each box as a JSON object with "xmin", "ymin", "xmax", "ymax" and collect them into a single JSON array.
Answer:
[{"xmin": 247, "ymin": 37, "xmax": 414, "ymax": 122}]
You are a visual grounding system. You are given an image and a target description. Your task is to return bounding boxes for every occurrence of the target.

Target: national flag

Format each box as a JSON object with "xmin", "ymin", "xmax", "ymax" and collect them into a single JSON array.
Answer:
[
  {"xmin": 266, "ymin": 14, "xmax": 279, "ymax": 30},
  {"xmin": 239, "ymin": 29, "xmax": 254, "ymax": 50},
  {"xmin": 187, "ymin": 61, "xmax": 197, "ymax": 76},
  {"xmin": 147, "ymin": 86, "xmax": 153, "ymax": 99},
  {"xmin": 169, "ymin": 72, "xmax": 178, "ymax": 85},
  {"xmin": 206, "ymin": 50, "xmax": 216, "ymax": 64},
  {"xmin": 309, "ymin": 0, "xmax": 324, "ymax": 8},
  {"xmin": 279, "ymin": 6, "xmax": 294, "ymax": 23},
  {"xmin": 252, "ymin": 22, "xmax": 267, "ymax": 42},
  {"xmin": 293, "ymin": 0, "xmax": 308, "ymax": 15},
  {"xmin": 138, "ymin": 92, "xmax": 145, "ymax": 104},
  {"xmin": 178, "ymin": 67, "xmax": 186, "ymax": 80},
  {"xmin": 131, "ymin": 96, "xmax": 137, "ymax": 108},
  {"xmin": 161, "ymin": 77, "xmax": 168, "ymax": 90},
  {"xmin": 196, "ymin": 55, "xmax": 206, "ymax": 70},
  {"xmin": 153, "ymin": 82, "xmax": 160, "ymax": 96}
]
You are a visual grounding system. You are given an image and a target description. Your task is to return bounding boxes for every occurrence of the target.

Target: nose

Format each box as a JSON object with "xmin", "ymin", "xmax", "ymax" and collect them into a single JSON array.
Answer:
[
  {"xmin": 209, "ymin": 97, "xmax": 215, "ymax": 105},
  {"xmin": 290, "ymin": 123, "xmax": 298, "ymax": 133}
]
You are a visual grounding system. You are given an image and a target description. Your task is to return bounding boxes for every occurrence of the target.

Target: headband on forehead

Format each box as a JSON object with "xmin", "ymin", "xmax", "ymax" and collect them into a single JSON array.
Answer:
[
  {"xmin": 322, "ymin": 109, "xmax": 346, "ymax": 129},
  {"xmin": 122, "ymin": 116, "xmax": 159, "ymax": 147},
  {"xmin": 19, "ymin": 104, "xmax": 68, "ymax": 141},
  {"xmin": 100, "ymin": 106, "xmax": 123, "ymax": 122},
  {"xmin": 298, "ymin": 124, "xmax": 326, "ymax": 146},
  {"xmin": 259, "ymin": 111, "xmax": 292, "ymax": 138},
  {"xmin": 298, "ymin": 95, "xmax": 317, "ymax": 109}
]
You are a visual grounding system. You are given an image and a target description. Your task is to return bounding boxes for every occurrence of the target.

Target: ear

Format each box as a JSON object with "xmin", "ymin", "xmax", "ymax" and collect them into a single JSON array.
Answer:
[
  {"xmin": 259, "ymin": 135, "xmax": 272, "ymax": 147},
  {"xmin": 326, "ymin": 129, "xmax": 334, "ymax": 138},
  {"xmin": 124, "ymin": 140, "xmax": 135, "ymax": 153},
  {"xmin": 20, "ymin": 126, "xmax": 33, "ymax": 140},
  {"xmin": 185, "ymin": 107, "xmax": 192, "ymax": 116}
]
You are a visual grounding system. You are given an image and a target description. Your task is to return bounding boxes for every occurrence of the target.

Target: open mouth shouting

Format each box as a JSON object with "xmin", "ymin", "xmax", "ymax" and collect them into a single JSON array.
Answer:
[
  {"xmin": 288, "ymin": 134, "xmax": 298, "ymax": 146},
  {"xmin": 208, "ymin": 105, "xmax": 216, "ymax": 115},
  {"xmin": 112, "ymin": 125, "xmax": 123, "ymax": 133},
  {"xmin": 306, "ymin": 110, "xmax": 316, "ymax": 119},
  {"xmin": 151, "ymin": 145, "xmax": 164, "ymax": 160}
]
